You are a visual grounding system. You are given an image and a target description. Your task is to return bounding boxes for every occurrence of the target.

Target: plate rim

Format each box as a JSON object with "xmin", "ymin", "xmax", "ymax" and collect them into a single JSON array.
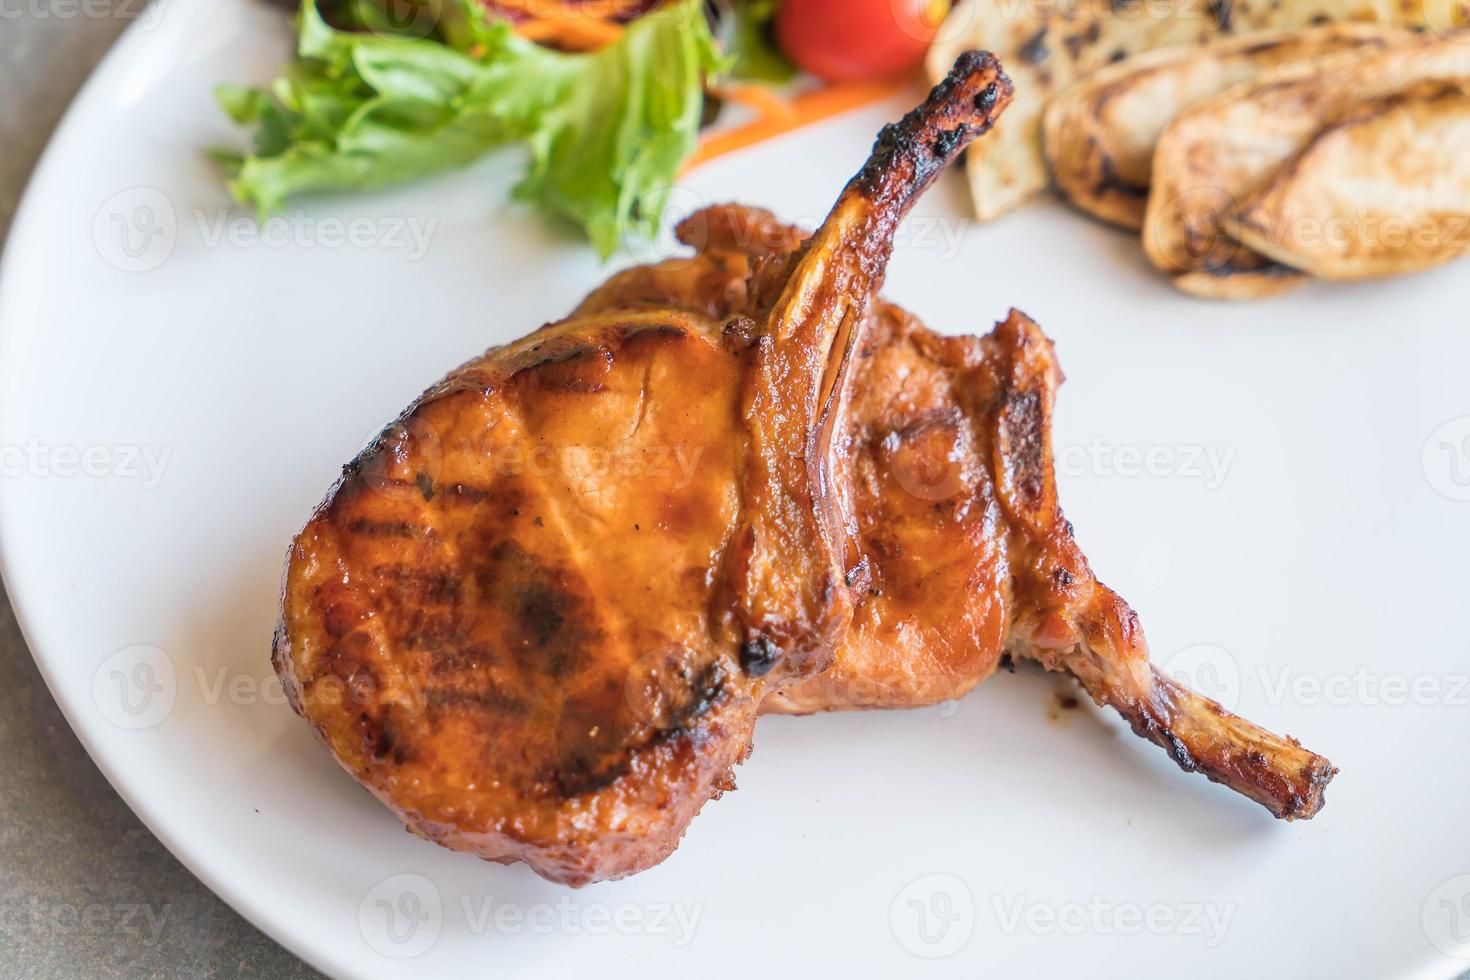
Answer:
[{"xmin": 0, "ymin": 2, "xmax": 340, "ymax": 975}]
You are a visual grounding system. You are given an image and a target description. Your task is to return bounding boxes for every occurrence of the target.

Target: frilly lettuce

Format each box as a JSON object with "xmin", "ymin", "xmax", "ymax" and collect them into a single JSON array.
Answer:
[{"xmin": 216, "ymin": 0, "xmax": 724, "ymax": 257}]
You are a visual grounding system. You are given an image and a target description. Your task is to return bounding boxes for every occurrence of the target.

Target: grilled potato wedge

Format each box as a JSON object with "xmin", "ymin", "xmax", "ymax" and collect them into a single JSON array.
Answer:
[
  {"xmin": 1235, "ymin": 82, "xmax": 1470, "ymax": 280},
  {"xmin": 1161, "ymin": 249, "xmax": 1305, "ymax": 301},
  {"xmin": 1043, "ymin": 25, "xmax": 1406, "ymax": 232},
  {"xmin": 1145, "ymin": 31, "xmax": 1470, "ymax": 297},
  {"xmin": 926, "ymin": 0, "xmax": 1467, "ymax": 224}
]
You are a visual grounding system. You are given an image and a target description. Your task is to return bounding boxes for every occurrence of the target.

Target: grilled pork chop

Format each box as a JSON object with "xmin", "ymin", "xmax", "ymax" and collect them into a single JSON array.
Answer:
[{"xmin": 275, "ymin": 53, "xmax": 1334, "ymax": 887}]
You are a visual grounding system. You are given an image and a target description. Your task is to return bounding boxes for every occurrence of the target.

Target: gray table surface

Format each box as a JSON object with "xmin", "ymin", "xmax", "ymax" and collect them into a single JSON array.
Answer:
[{"xmin": 0, "ymin": 8, "xmax": 320, "ymax": 979}]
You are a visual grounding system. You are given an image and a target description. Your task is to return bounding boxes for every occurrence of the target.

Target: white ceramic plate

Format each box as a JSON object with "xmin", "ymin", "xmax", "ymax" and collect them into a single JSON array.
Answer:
[{"xmin": 4, "ymin": 2, "xmax": 1469, "ymax": 976}]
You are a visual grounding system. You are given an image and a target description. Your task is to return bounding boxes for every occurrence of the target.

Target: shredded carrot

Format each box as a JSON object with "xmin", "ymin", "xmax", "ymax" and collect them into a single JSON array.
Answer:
[
  {"xmin": 506, "ymin": 10, "xmax": 908, "ymax": 168},
  {"xmin": 514, "ymin": 11, "xmax": 624, "ymax": 51},
  {"xmin": 496, "ymin": 0, "xmax": 645, "ymax": 17},
  {"xmin": 682, "ymin": 76, "xmax": 910, "ymax": 175},
  {"xmin": 709, "ymin": 83, "xmax": 798, "ymax": 124}
]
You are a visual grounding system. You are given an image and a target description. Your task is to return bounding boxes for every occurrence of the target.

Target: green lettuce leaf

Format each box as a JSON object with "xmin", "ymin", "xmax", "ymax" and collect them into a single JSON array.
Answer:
[
  {"xmin": 516, "ymin": 3, "xmax": 723, "ymax": 254},
  {"xmin": 217, "ymin": 0, "xmax": 723, "ymax": 257}
]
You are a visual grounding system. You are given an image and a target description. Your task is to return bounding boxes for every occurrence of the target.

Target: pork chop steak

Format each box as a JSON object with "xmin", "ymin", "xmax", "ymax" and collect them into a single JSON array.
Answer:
[{"xmin": 275, "ymin": 52, "xmax": 1334, "ymax": 886}]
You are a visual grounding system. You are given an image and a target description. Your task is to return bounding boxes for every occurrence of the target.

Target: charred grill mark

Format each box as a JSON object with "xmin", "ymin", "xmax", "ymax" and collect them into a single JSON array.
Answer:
[
  {"xmin": 632, "ymin": 323, "xmax": 691, "ymax": 342},
  {"xmin": 502, "ymin": 336, "xmax": 598, "ymax": 377},
  {"xmin": 400, "ymin": 609, "xmax": 471, "ymax": 653},
  {"xmin": 374, "ymin": 565, "xmax": 463, "ymax": 604},
  {"xmin": 426, "ymin": 642, "xmax": 499, "ymax": 677},
  {"xmin": 366, "ymin": 708, "xmax": 433, "ymax": 769},
  {"xmin": 668, "ymin": 661, "xmax": 729, "ymax": 730},
  {"xmin": 553, "ymin": 659, "xmax": 731, "ymax": 798},
  {"xmin": 427, "ymin": 686, "xmax": 528, "ymax": 714},
  {"xmin": 525, "ymin": 346, "xmax": 614, "ymax": 395},
  {"xmin": 343, "ymin": 517, "xmax": 425, "ymax": 539},
  {"xmin": 522, "ymin": 586, "xmax": 572, "ymax": 661},
  {"xmin": 552, "ymin": 684, "xmax": 640, "ymax": 797},
  {"xmin": 480, "ymin": 540, "xmax": 601, "ymax": 679},
  {"xmin": 423, "ymin": 372, "xmax": 497, "ymax": 402},
  {"xmin": 504, "ymin": 321, "xmax": 694, "ymax": 388},
  {"xmin": 439, "ymin": 482, "xmax": 525, "ymax": 512},
  {"xmin": 446, "ymin": 484, "xmax": 491, "ymax": 503},
  {"xmin": 628, "ymin": 644, "xmax": 734, "ymax": 729},
  {"xmin": 552, "ymin": 755, "xmax": 629, "ymax": 798}
]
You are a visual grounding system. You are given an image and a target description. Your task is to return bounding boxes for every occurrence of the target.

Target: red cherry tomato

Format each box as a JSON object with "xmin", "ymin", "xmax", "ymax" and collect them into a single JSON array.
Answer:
[{"xmin": 775, "ymin": 0, "xmax": 950, "ymax": 83}]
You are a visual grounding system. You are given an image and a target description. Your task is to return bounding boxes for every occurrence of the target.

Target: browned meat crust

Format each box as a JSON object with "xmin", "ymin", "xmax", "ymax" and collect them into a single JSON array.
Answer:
[{"xmin": 275, "ymin": 52, "xmax": 1332, "ymax": 887}]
